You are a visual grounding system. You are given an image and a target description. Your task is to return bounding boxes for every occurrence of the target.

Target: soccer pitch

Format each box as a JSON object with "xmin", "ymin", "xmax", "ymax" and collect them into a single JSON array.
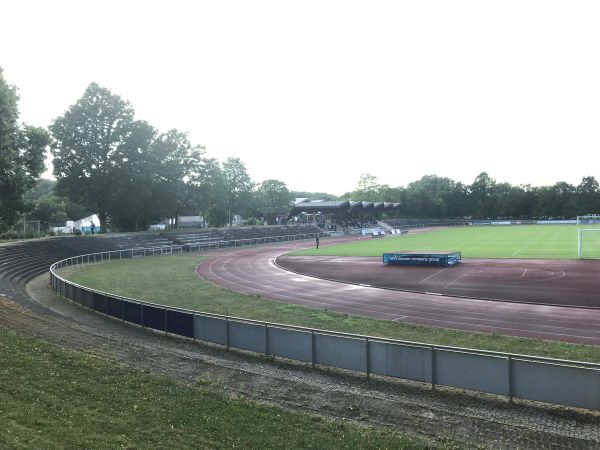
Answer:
[{"xmin": 292, "ymin": 225, "xmax": 600, "ymax": 259}]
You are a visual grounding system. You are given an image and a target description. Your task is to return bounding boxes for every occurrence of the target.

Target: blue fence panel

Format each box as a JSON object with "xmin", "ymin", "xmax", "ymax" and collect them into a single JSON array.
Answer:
[
  {"xmin": 93, "ymin": 292, "xmax": 107, "ymax": 314},
  {"xmin": 73, "ymin": 286, "xmax": 83, "ymax": 305},
  {"xmin": 512, "ymin": 359, "xmax": 600, "ymax": 410},
  {"xmin": 369, "ymin": 341, "xmax": 432, "ymax": 382},
  {"xmin": 268, "ymin": 327, "xmax": 312, "ymax": 362},
  {"xmin": 314, "ymin": 333, "xmax": 367, "ymax": 372},
  {"xmin": 82, "ymin": 290, "xmax": 94, "ymax": 309},
  {"xmin": 229, "ymin": 321, "xmax": 266, "ymax": 353},
  {"xmin": 435, "ymin": 350, "xmax": 509, "ymax": 395},
  {"xmin": 166, "ymin": 310, "xmax": 194, "ymax": 338},
  {"xmin": 107, "ymin": 296, "xmax": 123, "ymax": 319},
  {"xmin": 194, "ymin": 315, "xmax": 228, "ymax": 345},
  {"xmin": 124, "ymin": 300, "xmax": 143, "ymax": 325},
  {"xmin": 142, "ymin": 304, "xmax": 166, "ymax": 331}
]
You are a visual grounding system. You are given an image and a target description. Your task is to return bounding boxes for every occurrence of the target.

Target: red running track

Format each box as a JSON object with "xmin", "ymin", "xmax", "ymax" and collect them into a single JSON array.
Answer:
[{"xmin": 196, "ymin": 238, "xmax": 600, "ymax": 345}]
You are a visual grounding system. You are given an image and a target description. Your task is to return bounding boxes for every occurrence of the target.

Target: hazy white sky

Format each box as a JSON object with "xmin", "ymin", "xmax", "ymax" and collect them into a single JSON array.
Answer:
[{"xmin": 2, "ymin": 0, "xmax": 599, "ymax": 195}]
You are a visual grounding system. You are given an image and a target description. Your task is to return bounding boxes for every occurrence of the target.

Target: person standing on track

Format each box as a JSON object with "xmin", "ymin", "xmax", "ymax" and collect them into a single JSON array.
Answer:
[{"xmin": 315, "ymin": 235, "xmax": 320, "ymax": 249}]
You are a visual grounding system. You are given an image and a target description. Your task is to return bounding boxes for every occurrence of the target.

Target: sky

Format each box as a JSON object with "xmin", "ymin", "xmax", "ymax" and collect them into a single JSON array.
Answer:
[{"xmin": 2, "ymin": 0, "xmax": 600, "ymax": 196}]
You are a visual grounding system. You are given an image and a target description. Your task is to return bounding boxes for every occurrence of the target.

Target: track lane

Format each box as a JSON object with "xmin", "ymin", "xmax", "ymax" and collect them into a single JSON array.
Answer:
[{"xmin": 196, "ymin": 239, "xmax": 600, "ymax": 345}]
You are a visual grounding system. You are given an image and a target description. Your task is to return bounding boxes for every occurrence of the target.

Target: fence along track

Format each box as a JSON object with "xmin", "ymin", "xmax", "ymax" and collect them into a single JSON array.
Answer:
[{"xmin": 50, "ymin": 237, "xmax": 600, "ymax": 412}]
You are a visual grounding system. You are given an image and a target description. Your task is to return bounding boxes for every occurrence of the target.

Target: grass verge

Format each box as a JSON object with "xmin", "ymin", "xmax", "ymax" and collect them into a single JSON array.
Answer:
[
  {"xmin": 0, "ymin": 327, "xmax": 441, "ymax": 449},
  {"xmin": 63, "ymin": 254, "xmax": 600, "ymax": 363}
]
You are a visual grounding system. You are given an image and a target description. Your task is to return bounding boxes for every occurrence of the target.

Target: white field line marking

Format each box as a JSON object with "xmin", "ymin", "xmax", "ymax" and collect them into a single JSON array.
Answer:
[
  {"xmin": 521, "ymin": 268, "xmax": 528, "ymax": 278},
  {"xmin": 443, "ymin": 270, "xmax": 473, "ymax": 289},
  {"xmin": 512, "ymin": 249, "xmax": 521, "ymax": 256},
  {"xmin": 418, "ymin": 267, "xmax": 449, "ymax": 283},
  {"xmin": 393, "ymin": 316, "xmax": 408, "ymax": 321}
]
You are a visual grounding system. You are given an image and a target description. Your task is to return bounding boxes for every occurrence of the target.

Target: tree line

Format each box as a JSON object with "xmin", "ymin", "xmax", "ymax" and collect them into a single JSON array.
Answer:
[
  {"xmin": 2, "ymin": 68, "xmax": 600, "ymax": 234},
  {"xmin": 343, "ymin": 173, "xmax": 600, "ymax": 220},
  {"xmin": 1, "ymin": 71, "xmax": 294, "ymax": 233}
]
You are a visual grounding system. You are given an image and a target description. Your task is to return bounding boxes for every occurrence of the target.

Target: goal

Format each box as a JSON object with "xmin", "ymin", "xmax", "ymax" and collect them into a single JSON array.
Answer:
[
  {"xmin": 577, "ymin": 214, "xmax": 600, "ymax": 228},
  {"xmin": 577, "ymin": 228, "xmax": 600, "ymax": 259}
]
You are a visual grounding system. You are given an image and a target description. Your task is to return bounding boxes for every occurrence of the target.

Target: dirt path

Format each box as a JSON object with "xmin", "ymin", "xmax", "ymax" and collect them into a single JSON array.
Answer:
[{"xmin": 0, "ymin": 274, "xmax": 597, "ymax": 449}]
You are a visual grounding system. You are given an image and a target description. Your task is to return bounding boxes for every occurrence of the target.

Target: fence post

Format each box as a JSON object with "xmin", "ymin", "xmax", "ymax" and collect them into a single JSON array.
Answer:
[
  {"xmin": 508, "ymin": 355, "xmax": 513, "ymax": 403},
  {"xmin": 121, "ymin": 296, "xmax": 125, "ymax": 323},
  {"xmin": 431, "ymin": 346, "xmax": 436, "ymax": 390},
  {"xmin": 226, "ymin": 318, "xmax": 230, "ymax": 350},
  {"xmin": 311, "ymin": 330, "xmax": 316, "ymax": 368},
  {"xmin": 265, "ymin": 324, "xmax": 269, "ymax": 356},
  {"xmin": 164, "ymin": 307, "xmax": 168, "ymax": 334},
  {"xmin": 365, "ymin": 337, "xmax": 370, "ymax": 379}
]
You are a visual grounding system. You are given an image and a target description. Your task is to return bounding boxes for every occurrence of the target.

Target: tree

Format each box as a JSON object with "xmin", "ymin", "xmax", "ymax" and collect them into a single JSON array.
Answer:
[
  {"xmin": 50, "ymin": 83, "xmax": 149, "ymax": 231},
  {"xmin": 148, "ymin": 129, "xmax": 204, "ymax": 229},
  {"xmin": 400, "ymin": 175, "xmax": 467, "ymax": 218},
  {"xmin": 190, "ymin": 157, "xmax": 227, "ymax": 227},
  {"xmin": 25, "ymin": 179, "xmax": 56, "ymax": 202},
  {"xmin": 342, "ymin": 173, "xmax": 382, "ymax": 201},
  {"xmin": 223, "ymin": 157, "xmax": 254, "ymax": 226},
  {"xmin": 290, "ymin": 191, "xmax": 338, "ymax": 201},
  {"xmin": 576, "ymin": 176, "xmax": 600, "ymax": 214},
  {"xmin": 256, "ymin": 179, "xmax": 293, "ymax": 225},
  {"xmin": 469, "ymin": 172, "xmax": 497, "ymax": 218},
  {"xmin": 0, "ymin": 68, "xmax": 49, "ymax": 232}
]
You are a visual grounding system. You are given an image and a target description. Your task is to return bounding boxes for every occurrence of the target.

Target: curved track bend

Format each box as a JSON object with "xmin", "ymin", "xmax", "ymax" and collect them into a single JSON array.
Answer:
[{"xmin": 197, "ymin": 238, "xmax": 600, "ymax": 345}]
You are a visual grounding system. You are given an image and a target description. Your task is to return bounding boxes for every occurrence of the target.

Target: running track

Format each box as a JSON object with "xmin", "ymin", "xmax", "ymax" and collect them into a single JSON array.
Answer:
[{"xmin": 197, "ymin": 238, "xmax": 600, "ymax": 345}]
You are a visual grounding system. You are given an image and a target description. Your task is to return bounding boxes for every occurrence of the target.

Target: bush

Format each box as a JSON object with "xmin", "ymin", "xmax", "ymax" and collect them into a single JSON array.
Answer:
[{"xmin": 244, "ymin": 217, "xmax": 263, "ymax": 226}]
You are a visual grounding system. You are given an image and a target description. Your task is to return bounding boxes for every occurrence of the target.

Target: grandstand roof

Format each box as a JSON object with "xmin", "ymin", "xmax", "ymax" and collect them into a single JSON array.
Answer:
[{"xmin": 290, "ymin": 200, "xmax": 351, "ymax": 213}]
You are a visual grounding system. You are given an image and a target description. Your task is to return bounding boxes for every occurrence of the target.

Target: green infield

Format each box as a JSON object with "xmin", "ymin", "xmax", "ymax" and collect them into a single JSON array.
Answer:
[
  {"xmin": 291, "ymin": 225, "xmax": 600, "ymax": 259},
  {"xmin": 63, "ymin": 255, "xmax": 600, "ymax": 362}
]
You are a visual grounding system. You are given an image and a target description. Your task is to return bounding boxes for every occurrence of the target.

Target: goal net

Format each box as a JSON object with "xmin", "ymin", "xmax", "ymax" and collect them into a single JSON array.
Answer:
[
  {"xmin": 577, "ymin": 228, "xmax": 600, "ymax": 259},
  {"xmin": 577, "ymin": 214, "xmax": 600, "ymax": 228}
]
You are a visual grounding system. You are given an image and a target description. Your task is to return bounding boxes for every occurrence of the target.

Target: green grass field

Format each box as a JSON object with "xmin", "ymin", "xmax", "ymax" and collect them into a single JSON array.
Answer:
[
  {"xmin": 1, "ymin": 328, "xmax": 436, "ymax": 449},
  {"xmin": 292, "ymin": 225, "xmax": 600, "ymax": 259},
  {"xmin": 64, "ymin": 255, "xmax": 600, "ymax": 362}
]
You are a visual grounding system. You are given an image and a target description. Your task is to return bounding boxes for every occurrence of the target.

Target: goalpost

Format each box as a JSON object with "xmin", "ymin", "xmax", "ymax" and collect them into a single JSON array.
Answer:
[
  {"xmin": 577, "ymin": 228, "xmax": 600, "ymax": 259},
  {"xmin": 577, "ymin": 215, "xmax": 600, "ymax": 259},
  {"xmin": 577, "ymin": 214, "xmax": 600, "ymax": 228}
]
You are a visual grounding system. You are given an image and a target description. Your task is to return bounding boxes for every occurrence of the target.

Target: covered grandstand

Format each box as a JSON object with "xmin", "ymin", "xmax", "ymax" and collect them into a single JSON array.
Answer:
[{"xmin": 290, "ymin": 199, "xmax": 401, "ymax": 227}]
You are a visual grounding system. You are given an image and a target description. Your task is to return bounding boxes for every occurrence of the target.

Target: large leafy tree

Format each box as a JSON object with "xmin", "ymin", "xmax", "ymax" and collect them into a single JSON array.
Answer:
[
  {"xmin": 149, "ymin": 130, "xmax": 204, "ymax": 228},
  {"xmin": 0, "ymin": 69, "xmax": 49, "ymax": 231},
  {"xmin": 576, "ymin": 176, "xmax": 600, "ymax": 214},
  {"xmin": 50, "ymin": 83, "xmax": 150, "ymax": 231},
  {"xmin": 469, "ymin": 172, "xmax": 498, "ymax": 218},
  {"xmin": 255, "ymin": 179, "xmax": 293, "ymax": 224},
  {"xmin": 190, "ymin": 157, "xmax": 227, "ymax": 227},
  {"xmin": 223, "ymin": 157, "xmax": 254, "ymax": 226}
]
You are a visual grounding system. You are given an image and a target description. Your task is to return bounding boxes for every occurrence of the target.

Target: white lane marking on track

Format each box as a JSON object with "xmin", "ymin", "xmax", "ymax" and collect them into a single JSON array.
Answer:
[
  {"xmin": 443, "ymin": 270, "xmax": 473, "ymax": 289},
  {"xmin": 418, "ymin": 267, "xmax": 448, "ymax": 283},
  {"xmin": 521, "ymin": 268, "xmax": 528, "ymax": 278}
]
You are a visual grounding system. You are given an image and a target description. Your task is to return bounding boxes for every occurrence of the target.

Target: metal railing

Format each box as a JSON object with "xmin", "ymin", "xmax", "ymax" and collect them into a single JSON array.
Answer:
[{"xmin": 49, "ymin": 238, "xmax": 600, "ymax": 411}]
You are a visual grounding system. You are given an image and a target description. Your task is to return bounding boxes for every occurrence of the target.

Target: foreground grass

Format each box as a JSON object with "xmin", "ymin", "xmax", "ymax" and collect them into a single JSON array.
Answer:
[
  {"xmin": 64, "ymin": 255, "xmax": 600, "ymax": 363},
  {"xmin": 292, "ymin": 225, "xmax": 600, "ymax": 259},
  {"xmin": 0, "ymin": 328, "xmax": 439, "ymax": 449}
]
